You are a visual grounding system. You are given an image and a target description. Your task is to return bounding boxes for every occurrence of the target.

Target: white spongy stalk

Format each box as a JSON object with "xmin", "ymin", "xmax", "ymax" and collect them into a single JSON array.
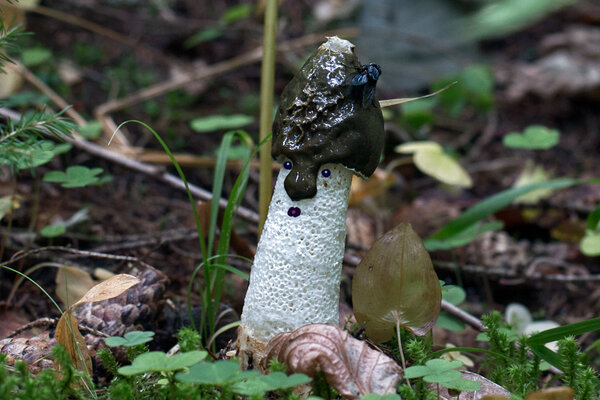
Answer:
[{"xmin": 240, "ymin": 163, "xmax": 352, "ymax": 345}]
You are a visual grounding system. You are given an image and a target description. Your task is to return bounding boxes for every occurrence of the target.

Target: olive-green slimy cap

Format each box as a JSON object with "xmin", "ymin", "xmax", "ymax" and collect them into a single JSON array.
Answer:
[{"xmin": 272, "ymin": 36, "xmax": 385, "ymax": 201}]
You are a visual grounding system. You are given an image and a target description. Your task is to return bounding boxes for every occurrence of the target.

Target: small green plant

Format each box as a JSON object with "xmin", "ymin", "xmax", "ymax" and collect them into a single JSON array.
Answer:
[
  {"xmin": 404, "ymin": 358, "xmax": 482, "ymax": 392},
  {"xmin": 503, "ymin": 125, "xmax": 560, "ymax": 149},
  {"xmin": 580, "ymin": 203, "xmax": 600, "ymax": 256},
  {"xmin": 436, "ymin": 282, "xmax": 468, "ymax": 332},
  {"xmin": 104, "ymin": 331, "xmax": 156, "ymax": 347},
  {"xmin": 0, "ymin": 346, "xmax": 90, "ymax": 400},
  {"xmin": 43, "ymin": 165, "xmax": 107, "ymax": 188}
]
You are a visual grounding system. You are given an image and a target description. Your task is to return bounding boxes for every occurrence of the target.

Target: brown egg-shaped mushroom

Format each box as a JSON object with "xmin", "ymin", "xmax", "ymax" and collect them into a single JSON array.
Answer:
[
  {"xmin": 272, "ymin": 37, "xmax": 384, "ymax": 201},
  {"xmin": 352, "ymin": 223, "xmax": 442, "ymax": 343}
]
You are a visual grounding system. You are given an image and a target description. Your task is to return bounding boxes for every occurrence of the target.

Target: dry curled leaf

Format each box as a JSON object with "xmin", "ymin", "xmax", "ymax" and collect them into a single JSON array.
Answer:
[
  {"xmin": 54, "ymin": 273, "xmax": 140, "ymax": 375},
  {"xmin": 264, "ymin": 323, "xmax": 402, "ymax": 400},
  {"xmin": 55, "ymin": 311, "xmax": 92, "ymax": 376},
  {"xmin": 56, "ymin": 266, "xmax": 96, "ymax": 308},
  {"xmin": 72, "ymin": 274, "xmax": 140, "ymax": 307}
]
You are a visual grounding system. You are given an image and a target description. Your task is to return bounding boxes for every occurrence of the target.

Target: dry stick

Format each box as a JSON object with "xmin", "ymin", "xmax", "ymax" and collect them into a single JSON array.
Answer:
[
  {"xmin": 93, "ymin": 28, "xmax": 358, "ymax": 128},
  {"xmin": 6, "ymin": 317, "xmax": 109, "ymax": 339},
  {"xmin": 30, "ymin": 5, "xmax": 176, "ymax": 67},
  {"xmin": 0, "ymin": 82, "xmax": 260, "ymax": 224},
  {"xmin": 5, "ymin": 246, "xmax": 154, "ymax": 267}
]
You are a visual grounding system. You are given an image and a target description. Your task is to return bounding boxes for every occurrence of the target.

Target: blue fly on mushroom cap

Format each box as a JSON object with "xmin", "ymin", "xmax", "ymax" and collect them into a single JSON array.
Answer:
[
  {"xmin": 271, "ymin": 38, "xmax": 385, "ymax": 202},
  {"xmin": 351, "ymin": 63, "xmax": 381, "ymax": 108}
]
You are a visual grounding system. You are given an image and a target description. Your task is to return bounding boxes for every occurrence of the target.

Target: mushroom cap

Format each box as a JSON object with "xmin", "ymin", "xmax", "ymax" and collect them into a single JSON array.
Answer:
[{"xmin": 272, "ymin": 36, "xmax": 385, "ymax": 201}]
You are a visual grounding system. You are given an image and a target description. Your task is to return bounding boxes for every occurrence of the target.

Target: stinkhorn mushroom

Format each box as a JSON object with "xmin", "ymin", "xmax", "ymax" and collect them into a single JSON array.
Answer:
[{"xmin": 237, "ymin": 36, "xmax": 384, "ymax": 368}]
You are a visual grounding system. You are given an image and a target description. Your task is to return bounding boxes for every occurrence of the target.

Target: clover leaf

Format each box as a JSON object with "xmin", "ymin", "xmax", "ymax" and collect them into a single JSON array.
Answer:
[
  {"xmin": 117, "ymin": 350, "xmax": 207, "ymax": 376},
  {"xmin": 404, "ymin": 358, "xmax": 482, "ymax": 392},
  {"xmin": 105, "ymin": 331, "xmax": 155, "ymax": 347},
  {"xmin": 40, "ymin": 224, "xmax": 66, "ymax": 238},
  {"xmin": 176, "ymin": 360, "xmax": 258, "ymax": 385},
  {"xmin": 44, "ymin": 166, "xmax": 104, "ymax": 188},
  {"xmin": 231, "ymin": 372, "xmax": 311, "ymax": 396},
  {"xmin": 503, "ymin": 125, "xmax": 560, "ymax": 149}
]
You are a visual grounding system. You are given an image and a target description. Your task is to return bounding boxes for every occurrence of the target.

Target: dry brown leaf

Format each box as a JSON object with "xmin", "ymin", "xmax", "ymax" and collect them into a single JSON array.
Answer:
[
  {"xmin": 72, "ymin": 274, "xmax": 140, "ymax": 308},
  {"xmin": 54, "ymin": 311, "xmax": 92, "ymax": 375},
  {"xmin": 349, "ymin": 169, "xmax": 395, "ymax": 205},
  {"xmin": 56, "ymin": 266, "xmax": 97, "ymax": 308},
  {"xmin": 264, "ymin": 323, "xmax": 402, "ymax": 400}
]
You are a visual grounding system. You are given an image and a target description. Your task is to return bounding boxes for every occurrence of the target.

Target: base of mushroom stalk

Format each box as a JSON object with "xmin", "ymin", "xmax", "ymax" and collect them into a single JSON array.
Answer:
[{"xmin": 236, "ymin": 324, "xmax": 268, "ymax": 371}]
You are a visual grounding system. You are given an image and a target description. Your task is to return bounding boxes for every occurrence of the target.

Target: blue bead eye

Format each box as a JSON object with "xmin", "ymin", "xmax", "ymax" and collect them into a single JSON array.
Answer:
[
  {"xmin": 321, "ymin": 169, "xmax": 331, "ymax": 178},
  {"xmin": 283, "ymin": 161, "xmax": 292, "ymax": 170}
]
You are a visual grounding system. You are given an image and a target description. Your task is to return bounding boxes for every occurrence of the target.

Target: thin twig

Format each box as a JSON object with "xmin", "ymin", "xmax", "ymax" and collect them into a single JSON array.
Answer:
[
  {"xmin": 441, "ymin": 300, "xmax": 484, "ymax": 331},
  {"xmin": 6, "ymin": 317, "xmax": 109, "ymax": 338},
  {"xmin": 5, "ymin": 246, "xmax": 154, "ymax": 268},
  {"xmin": 29, "ymin": 5, "xmax": 176, "ymax": 67},
  {"xmin": 94, "ymin": 28, "xmax": 358, "ymax": 122}
]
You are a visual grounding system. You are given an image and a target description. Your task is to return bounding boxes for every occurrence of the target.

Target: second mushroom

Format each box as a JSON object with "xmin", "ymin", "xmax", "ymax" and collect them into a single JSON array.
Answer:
[{"xmin": 237, "ymin": 36, "xmax": 385, "ymax": 368}]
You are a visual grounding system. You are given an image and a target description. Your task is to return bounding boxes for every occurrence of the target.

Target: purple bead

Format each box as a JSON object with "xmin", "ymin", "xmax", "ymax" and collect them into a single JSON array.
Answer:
[{"xmin": 287, "ymin": 206, "xmax": 301, "ymax": 217}]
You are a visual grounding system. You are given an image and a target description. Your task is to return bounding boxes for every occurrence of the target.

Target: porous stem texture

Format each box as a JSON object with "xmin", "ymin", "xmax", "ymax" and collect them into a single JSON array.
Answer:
[{"xmin": 238, "ymin": 163, "xmax": 352, "ymax": 368}]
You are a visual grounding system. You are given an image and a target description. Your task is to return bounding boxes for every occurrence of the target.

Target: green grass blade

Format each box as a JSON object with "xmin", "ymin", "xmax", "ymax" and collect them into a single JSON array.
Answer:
[
  {"xmin": 428, "ymin": 178, "xmax": 577, "ymax": 240},
  {"xmin": 526, "ymin": 318, "xmax": 600, "ymax": 346}
]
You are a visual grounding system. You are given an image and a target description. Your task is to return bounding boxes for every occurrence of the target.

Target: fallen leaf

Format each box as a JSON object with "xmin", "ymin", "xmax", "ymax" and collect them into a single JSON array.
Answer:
[
  {"xmin": 395, "ymin": 141, "xmax": 472, "ymax": 188},
  {"xmin": 349, "ymin": 169, "xmax": 395, "ymax": 205},
  {"xmin": 56, "ymin": 266, "xmax": 96, "ymax": 308},
  {"xmin": 513, "ymin": 161, "xmax": 555, "ymax": 204},
  {"xmin": 263, "ymin": 323, "xmax": 402, "ymax": 400},
  {"xmin": 72, "ymin": 274, "xmax": 140, "ymax": 307},
  {"xmin": 54, "ymin": 311, "xmax": 92, "ymax": 375}
]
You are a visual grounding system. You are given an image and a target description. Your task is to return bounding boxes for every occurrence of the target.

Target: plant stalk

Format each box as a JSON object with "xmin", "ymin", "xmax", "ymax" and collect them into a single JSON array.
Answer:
[{"xmin": 257, "ymin": 0, "xmax": 278, "ymax": 236}]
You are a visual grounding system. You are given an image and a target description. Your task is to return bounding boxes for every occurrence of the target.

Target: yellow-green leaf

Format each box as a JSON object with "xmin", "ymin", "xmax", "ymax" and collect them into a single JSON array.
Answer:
[{"xmin": 396, "ymin": 141, "xmax": 472, "ymax": 188}]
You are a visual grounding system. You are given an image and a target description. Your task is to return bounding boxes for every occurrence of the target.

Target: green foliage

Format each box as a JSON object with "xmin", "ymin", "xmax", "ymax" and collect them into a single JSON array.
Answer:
[
  {"xmin": 0, "ymin": 346, "xmax": 90, "ymax": 400},
  {"xmin": 184, "ymin": 4, "xmax": 253, "ymax": 48},
  {"xmin": 464, "ymin": 0, "xmax": 576, "ymax": 40},
  {"xmin": 105, "ymin": 331, "xmax": 156, "ymax": 347},
  {"xmin": 424, "ymin": 178, "xmax": 579, "ymax": 248},
  {"xmin": 0, "ymin": 20, "xmax": 23, "ymax": 72},
  {"xmin": 43, "ymin": 165, "xmax": 106, "ymax": 188},
  {"xmin": 77, "ymin": 121, "xmax": 103, "ymax": 140},
  {"xmin": 557, "ymin": 337, "xmax": 600, "ymax": 400},
  {"xmin": 404, "ymin": 359, "xmax": 482, "ymax": 392},
  {"xmin": 425, "ymin": 221, "xmax": 503, "ymax": 251},
  {"xmin": 118, "ymin": 351, "xmax": 207, "ymax": 376},
  {"xmin": 436, "ymin": 282, "xmax": 467, "ymax": 332},
  {"xmin": 40, "ymin": 223, "xmax": 66, "ymax": 237},
  {"xmin": 361, "ymin": 394, "xmax": 402, "ymax": 400},
  {"xmin": 190, "ymin": 114, "xmax": 254, "ymax": 133},
  {"xmin": 0, "ymin": 109, "xmax": 74, "ymax": 172},
  {"xmin": 503, "ymin": 125, "xmax": 560, "ymax": 149},
  {"xmin": 21, "ymin": 47, "xmax": 53, "ymax": 67},
  {"xmin": 433, "ymin": 64, "xmax": 495, "ymax": 116},
  {"xmin": 581, "ymin": 203, "xmax": 600, "ymax": 256},
  {"xmin": 177, "ymin": 327, "xmax": 202, "ymax": 352}
]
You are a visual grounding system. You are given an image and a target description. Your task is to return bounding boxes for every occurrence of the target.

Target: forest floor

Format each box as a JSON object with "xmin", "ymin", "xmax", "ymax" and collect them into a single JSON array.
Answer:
[{"xmin": 0, "ymin": 0, "xmax": 599, "ymax": 383}]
